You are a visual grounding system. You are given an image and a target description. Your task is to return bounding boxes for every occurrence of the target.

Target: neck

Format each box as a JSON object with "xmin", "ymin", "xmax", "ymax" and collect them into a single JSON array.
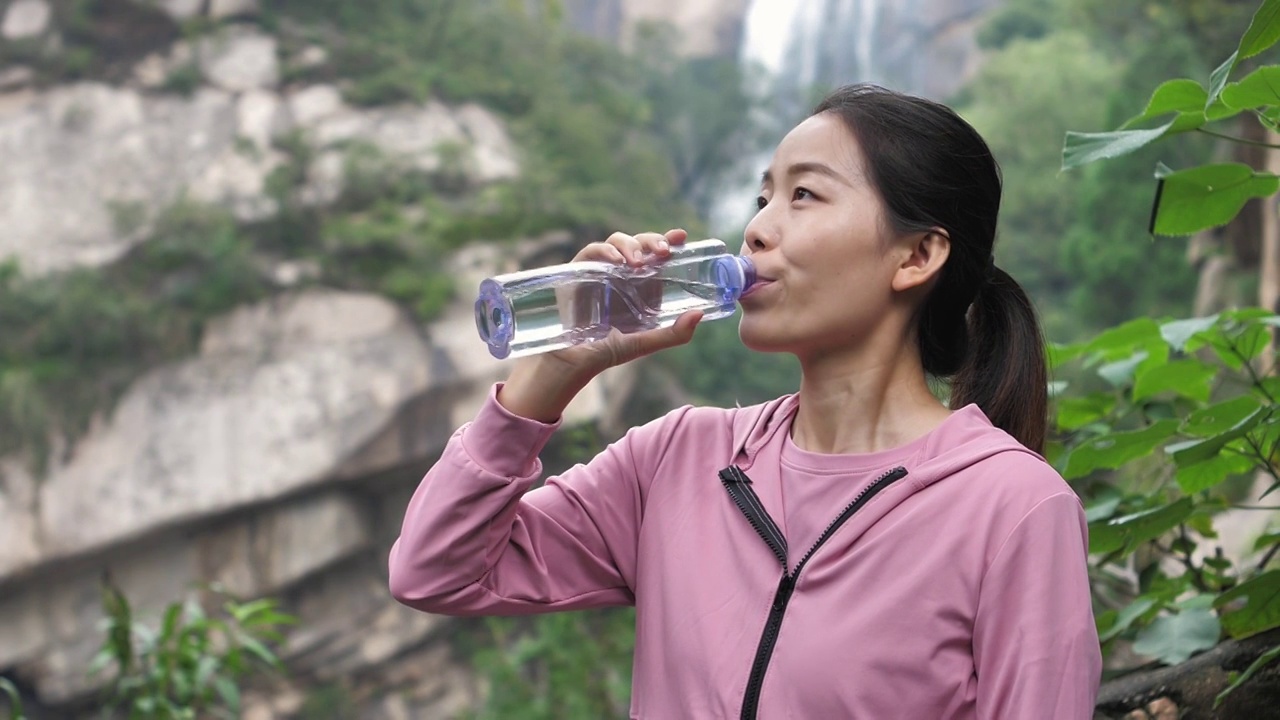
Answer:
[{"xmin": 792, "ymin": 341, "xmax": 951, "ymax": 455}]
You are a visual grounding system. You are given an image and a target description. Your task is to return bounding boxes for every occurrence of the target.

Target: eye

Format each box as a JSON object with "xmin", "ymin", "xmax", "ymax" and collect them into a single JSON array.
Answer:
[
  {"xmin": 793, "ymin": 187, "xmax": 815, "ymax": 202},
  {"xmin": 755, "ymin": 195, "xmax": 767, "ymax": 210}
]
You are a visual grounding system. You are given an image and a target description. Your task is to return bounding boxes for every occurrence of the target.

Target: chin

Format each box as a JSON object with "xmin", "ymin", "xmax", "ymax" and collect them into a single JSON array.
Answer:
[{"xmin": 737, "ymin": 317, "xmax": 796, "ymax": 354}]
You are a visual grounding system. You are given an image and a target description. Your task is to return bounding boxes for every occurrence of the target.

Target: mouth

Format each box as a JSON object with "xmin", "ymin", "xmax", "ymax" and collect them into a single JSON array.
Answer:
[{"xmin": 740, "ymin": 278, "xmax": 775, "ymax": 301}]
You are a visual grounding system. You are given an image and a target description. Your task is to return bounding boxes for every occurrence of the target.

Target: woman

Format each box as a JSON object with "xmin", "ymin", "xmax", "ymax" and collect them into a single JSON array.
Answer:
[{"xmin": 389, "ymin": 84, "xmax": 1102, "ymax": 718}]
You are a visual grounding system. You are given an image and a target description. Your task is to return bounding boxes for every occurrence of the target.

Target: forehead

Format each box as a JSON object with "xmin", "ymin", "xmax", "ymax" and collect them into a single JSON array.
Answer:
[{"xmin": 770, "ymin": 112, "xmax": 866, "ymax": 179}]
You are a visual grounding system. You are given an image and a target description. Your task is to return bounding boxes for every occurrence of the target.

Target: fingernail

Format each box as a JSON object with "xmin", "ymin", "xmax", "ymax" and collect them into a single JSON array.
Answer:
[{"xmin": 657, "ymin": 240, "xmax": 669, "ymax": 251}]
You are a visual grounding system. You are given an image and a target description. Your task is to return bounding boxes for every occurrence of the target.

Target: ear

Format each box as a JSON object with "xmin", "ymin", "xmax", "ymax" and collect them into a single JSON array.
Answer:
[{"xmin": 891, "ymin": 229, "xmax": 950, "ymax": 293}]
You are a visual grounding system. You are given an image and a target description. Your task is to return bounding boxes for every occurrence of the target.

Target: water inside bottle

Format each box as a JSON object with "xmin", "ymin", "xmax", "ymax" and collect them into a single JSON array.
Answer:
[{"xmin": 482, "ymin": 261, "xmax": 737, "ymax": 358}]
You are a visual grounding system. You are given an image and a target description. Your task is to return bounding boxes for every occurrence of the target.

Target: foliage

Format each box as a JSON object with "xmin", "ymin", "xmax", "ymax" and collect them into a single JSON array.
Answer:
[
  {"xmin": 0, "ymin": 677, "xmax": 23, "ymax": 720},
  {"xmin": 458, "ymin": 610, "xmax": 636, "ymax": 720},
  {"xmin": 0, "ymin": 202, "xmax": 267, "ymax": 467},
  {"xmin": 959, "ymin": 0, "xmax": 1231, "ymax": 338},
  {"xmin": 1052, "ymin": 311, "xmax": 1280, "ymax": 680},
  {"xmin": 92, "ymin": 579, "xmax": 295, "ymax": 720},
  {"xmin": 261, "ymin": 0, "xmax": 761, "ymax": 236},
  {"xmin": 0, "ymin": 0, "xmax": 184, "ymax": 86},
  {"xmin": 1059, "ymin": 0, "xmax": 1280, "ymax": 701}
]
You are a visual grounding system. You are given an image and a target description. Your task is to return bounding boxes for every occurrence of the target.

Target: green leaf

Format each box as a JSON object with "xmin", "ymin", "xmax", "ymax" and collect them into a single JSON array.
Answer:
[
  {"xmin": 1216, "ymin": 570, "xmax": 1280, "ymax": 637},
  {"xmin": 1216, "ymin": 643, "xmax": 1280, "ymax": 708},
  {"xmin": 1056, "ymin": 394, "xmax": 1116, "ymax": 431},
  {"xmin": 1099, "ymin": 596, "xmax": 1159, "ymax": 642},
  {"xmin": 195, "ymin": 655, "xmax": 219, "ymax": 690},
  {"xmin": 236, "ymin": 634, "xmax": 281, "ymax": 669},
  {"xmin": 226, "ymin": 598, "xmax": 277, "ymax": 625},
  {"xmin": 161, "ymin": 603, "xmax": 182, "ymax": 643},
  {"xmin": 1085, "ymin": 318, "xmax": 1164, "ymax": 358},
  {"xmin": 1169, "ymin": 111, "xmax": 1210, "ymax": 133},
  {"xmin": 1168, "ymin": 407, "xmax": 1269, "ymax": 465},
  {"xmin": 213, "ymin": 676, "xmax": 240, "ymax": 712},
  {"xmin": 1255, "ymin": 532, "xmax": 1280, "ymax": 553},
  {"xmin": 1131, "ymin": 609, "xmax": 1221, "ymax": 664},
  {"xmin": 1088, "ymin": 497, "xmax": 1194, "ymax": 555},
  {"xmin": 1065, "ymin": 420, "xmax": 1181, "ymax": 479},
  {"xmin": 1239, "ymin": 0, "xmax": 1280, "ymax": 60},
  {"xmin": 0, "ymin": 677, "xmax": 24, "ymax": 719},
  {"xmin": 1084, "ymin": 488, "xmax": 1123, "ymax": 523},
  {"xmin": 1208, "ymin": 52, "xmax": 1240, "ymax": 108},
  {"xmin": 1182, "ymin": 396, "xmax": 1264, "ymax": 437},
  {"xmin": 1222, "ymin": 66, "xmax": 1280, "ymax": 110},
  {"xmin": 1047, "ymin": 341, "xmax": 1089, "ymax": 369},
  {"xmin": 1122, "ymin": 79, "xmax": 1209, "ymax": 128},
  {"xmin": 1176, "ymin": 449, "xmax": 1255, "ymax": 494},
  {"xmin": 1062, "ymin": 119, "xmax": 1176, "ymax": 171},
  {"xmin": 1222, "ymin": 307, "xmax": 1278, "ymax": 323},
  {"xmin": 1133, "ymin": 359, "xmax": 1218, "ymax": 402},
  {"xmin": 1160, "ymin": 315, "xmax": 1220, "ymax": 352},
  {"xmin": 1098, "ymin": 351, "xmax": 1150, "ymax": 387},
  {"xmin": 1152, "ymin": 164, "xmax": 1280, "ymax": 236}
]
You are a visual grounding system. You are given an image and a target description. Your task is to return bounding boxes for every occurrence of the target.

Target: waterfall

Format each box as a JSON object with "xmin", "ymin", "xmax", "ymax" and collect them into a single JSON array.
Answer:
[
  {"xmin": 710, "ymin": 0, "xmax": 885, "ymax": 236},
  {"xmin": 709, "ymin": 0, "xmax": 992, "ymax": 236},
  {"xmin": 757, "ymin": 0, "xmax": 886, "ymax": 92}
]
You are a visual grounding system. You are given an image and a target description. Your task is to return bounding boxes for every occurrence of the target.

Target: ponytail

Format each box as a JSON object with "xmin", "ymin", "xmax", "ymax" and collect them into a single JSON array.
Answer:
[{"xmin": 948, "ymin": 267, "xmax": 1047, "ymax": 453}]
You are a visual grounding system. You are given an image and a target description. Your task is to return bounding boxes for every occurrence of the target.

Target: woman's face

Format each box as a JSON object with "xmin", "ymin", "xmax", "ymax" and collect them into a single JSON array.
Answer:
[{"xmin": 738, "ymin": 112, "xmax": 908, "ymax": 360}]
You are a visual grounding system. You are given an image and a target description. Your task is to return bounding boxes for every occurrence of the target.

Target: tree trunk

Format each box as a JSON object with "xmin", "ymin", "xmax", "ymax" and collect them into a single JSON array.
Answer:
[{"xmin": 1093, "ymin": 628, "xmax": 1280, "ymax": 719}]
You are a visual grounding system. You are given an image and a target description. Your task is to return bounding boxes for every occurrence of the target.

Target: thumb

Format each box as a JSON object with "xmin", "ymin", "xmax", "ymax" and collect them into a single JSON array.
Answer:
[{"xmin": 612, "ymin": 310, "xmax": 703, "ymax": 364}]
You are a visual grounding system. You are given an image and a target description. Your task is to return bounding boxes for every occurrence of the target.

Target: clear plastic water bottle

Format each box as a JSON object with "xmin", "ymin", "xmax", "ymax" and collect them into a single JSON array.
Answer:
[{"xmin": 475, "ymin": 239, "xmax": 756, "ymax": 359}]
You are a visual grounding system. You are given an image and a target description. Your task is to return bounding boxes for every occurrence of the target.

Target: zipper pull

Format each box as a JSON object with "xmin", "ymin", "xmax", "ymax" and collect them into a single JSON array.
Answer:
[
  {"xmin": 718, "ymin": 466, "xmax": 752, "ymax": 484},
  {"xmin": 772, "ymin": 574, "xmax": 796, "ymax": 611}
]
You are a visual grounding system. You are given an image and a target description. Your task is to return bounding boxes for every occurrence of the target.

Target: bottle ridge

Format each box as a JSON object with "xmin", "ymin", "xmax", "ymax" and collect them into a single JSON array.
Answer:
[{"xmin": 475, "ymin": 239, "xmax": 756, "ymax": 359}]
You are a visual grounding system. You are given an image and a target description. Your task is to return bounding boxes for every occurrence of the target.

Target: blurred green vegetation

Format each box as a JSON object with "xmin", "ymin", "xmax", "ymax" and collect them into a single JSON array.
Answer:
[{"xmin": 956, "ymin": 0, "xmax": 1245, "ymax": 340}]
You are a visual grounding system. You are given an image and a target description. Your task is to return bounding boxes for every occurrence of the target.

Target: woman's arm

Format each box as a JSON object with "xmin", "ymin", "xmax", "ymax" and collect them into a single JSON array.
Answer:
[
  {"xmin": 387, "ymin": 383, "xmax": 677, "ymax": 616},
  {"xmin": 972, "ymin": 492, "xmax": 1103, "ymax": 719},
  {"xmin": 389, "ymin": 229, "xmax": 700, "ymax": 615}
]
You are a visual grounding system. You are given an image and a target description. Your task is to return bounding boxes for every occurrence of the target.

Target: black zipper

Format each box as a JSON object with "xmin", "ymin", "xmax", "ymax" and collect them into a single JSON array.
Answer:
[{"xmin": 719, "ymin": 464, "xmax": 909, "ymax": 720}]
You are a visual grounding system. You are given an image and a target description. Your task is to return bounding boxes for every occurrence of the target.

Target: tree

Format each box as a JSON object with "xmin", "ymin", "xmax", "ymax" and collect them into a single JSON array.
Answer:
[{"xmin": 1060, "ymin": 2, "xmax": 1280, "ymax": 714}]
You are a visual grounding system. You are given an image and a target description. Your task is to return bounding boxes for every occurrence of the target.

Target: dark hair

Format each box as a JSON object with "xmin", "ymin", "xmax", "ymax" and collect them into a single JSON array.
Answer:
[{"xmin": 812, "ymin": 83, "xmax": 1048, "ymax": 453}]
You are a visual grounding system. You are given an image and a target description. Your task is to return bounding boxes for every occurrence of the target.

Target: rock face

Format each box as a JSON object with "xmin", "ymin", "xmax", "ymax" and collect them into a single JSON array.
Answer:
[
  {"xmin": 568, "ymin": 0, "xmax": 995, "ymax": 99},
  {"xmin": 1, "ymin": 0, "xmax": 50, "ymax": 40},
  {"xmin": 0, "ymin": 5, "xmax": 566, "ymax": 714},
  {"xmin": 743, "ymin": 0, "xmax": 999, "ymax": 102},
  {"xmin": 564, "ymin": 0, "xmax": 747, "ymax": 56},
  {"xmin": 0, "ymin": 253, "xmax": 638, "ymax": 709},
  {"xmin": 0, "ymin": 79, "xmax": 517, "ymax": 276}
]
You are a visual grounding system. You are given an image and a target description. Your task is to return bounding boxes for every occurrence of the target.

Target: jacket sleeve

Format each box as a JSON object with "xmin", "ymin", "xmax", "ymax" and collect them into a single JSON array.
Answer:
[
  {"xmin": 388, "ymin": 384, "xmax": 666, "ymax": 616},
  {"xmin": 972, "ymin": 492, "xmax": 1102, "ymax": 719}
]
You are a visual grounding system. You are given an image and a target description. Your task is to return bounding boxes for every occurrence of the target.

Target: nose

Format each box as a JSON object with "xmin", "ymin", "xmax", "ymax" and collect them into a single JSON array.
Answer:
[{"xmin": 742, "ymin": 202, "xmax": 776, "ymax": 255}]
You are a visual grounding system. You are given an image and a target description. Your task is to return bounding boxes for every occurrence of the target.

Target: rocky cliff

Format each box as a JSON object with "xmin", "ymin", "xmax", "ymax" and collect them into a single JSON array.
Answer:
[{"xmin": 0, "ymin": 1, "xmax": 642, "ymax": 716}]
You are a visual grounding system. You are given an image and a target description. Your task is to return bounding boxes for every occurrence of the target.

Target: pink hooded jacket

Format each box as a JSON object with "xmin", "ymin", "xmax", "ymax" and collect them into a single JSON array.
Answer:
[{"xmin": 389, "ymin": 386, "xmax": 1102, "ymax": 719}]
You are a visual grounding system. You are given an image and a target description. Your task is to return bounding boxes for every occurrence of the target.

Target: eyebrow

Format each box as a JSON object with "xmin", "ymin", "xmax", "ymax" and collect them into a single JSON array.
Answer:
[{"xmin": 760, "ymin": 161, "xmax": 852, "ymax": 187}]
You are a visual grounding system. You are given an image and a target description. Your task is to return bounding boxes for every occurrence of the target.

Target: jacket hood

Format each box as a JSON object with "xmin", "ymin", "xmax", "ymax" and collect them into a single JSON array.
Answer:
[{"xmin": 729, "ymin": 394, "xmax": 1039, "ymax": 489}]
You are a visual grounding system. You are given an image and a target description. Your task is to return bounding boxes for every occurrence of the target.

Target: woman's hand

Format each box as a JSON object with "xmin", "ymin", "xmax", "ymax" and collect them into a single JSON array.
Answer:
[{"xmin": 497, "ymin": 228, "xmax": 704, "ymax": 422}]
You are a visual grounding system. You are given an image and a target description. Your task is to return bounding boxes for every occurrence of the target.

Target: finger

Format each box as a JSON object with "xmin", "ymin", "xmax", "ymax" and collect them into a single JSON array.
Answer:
[
  {"xmin": 634, "ymin": 232, "xmax": 673, "ymax": 260},
  {"xmin": 604, "ymin": 232, "xmax": 646, "ymax": 266},
  {"xmin": 613, "ymin": 310, "xmax": 703, "ymax": 363},
  {"xmin": 663, "ymin": 228, "xmax": 688, "ymax": 247},
  {"xmin": 573, "ymin": 241, "xmax": 626, "ymax": 264}
]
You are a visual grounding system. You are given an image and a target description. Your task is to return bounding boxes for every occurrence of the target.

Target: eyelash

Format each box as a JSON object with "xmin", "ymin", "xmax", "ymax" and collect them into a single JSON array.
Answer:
[{"xmin": 755, "ymin": 187, "xmax": 815, "ymax": 210}]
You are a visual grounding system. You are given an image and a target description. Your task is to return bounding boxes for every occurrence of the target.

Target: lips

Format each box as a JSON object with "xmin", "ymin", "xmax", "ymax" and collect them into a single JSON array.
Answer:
[{"xmin": 740, "ymin": 278, "xmax": 775, "ymax": 301}]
